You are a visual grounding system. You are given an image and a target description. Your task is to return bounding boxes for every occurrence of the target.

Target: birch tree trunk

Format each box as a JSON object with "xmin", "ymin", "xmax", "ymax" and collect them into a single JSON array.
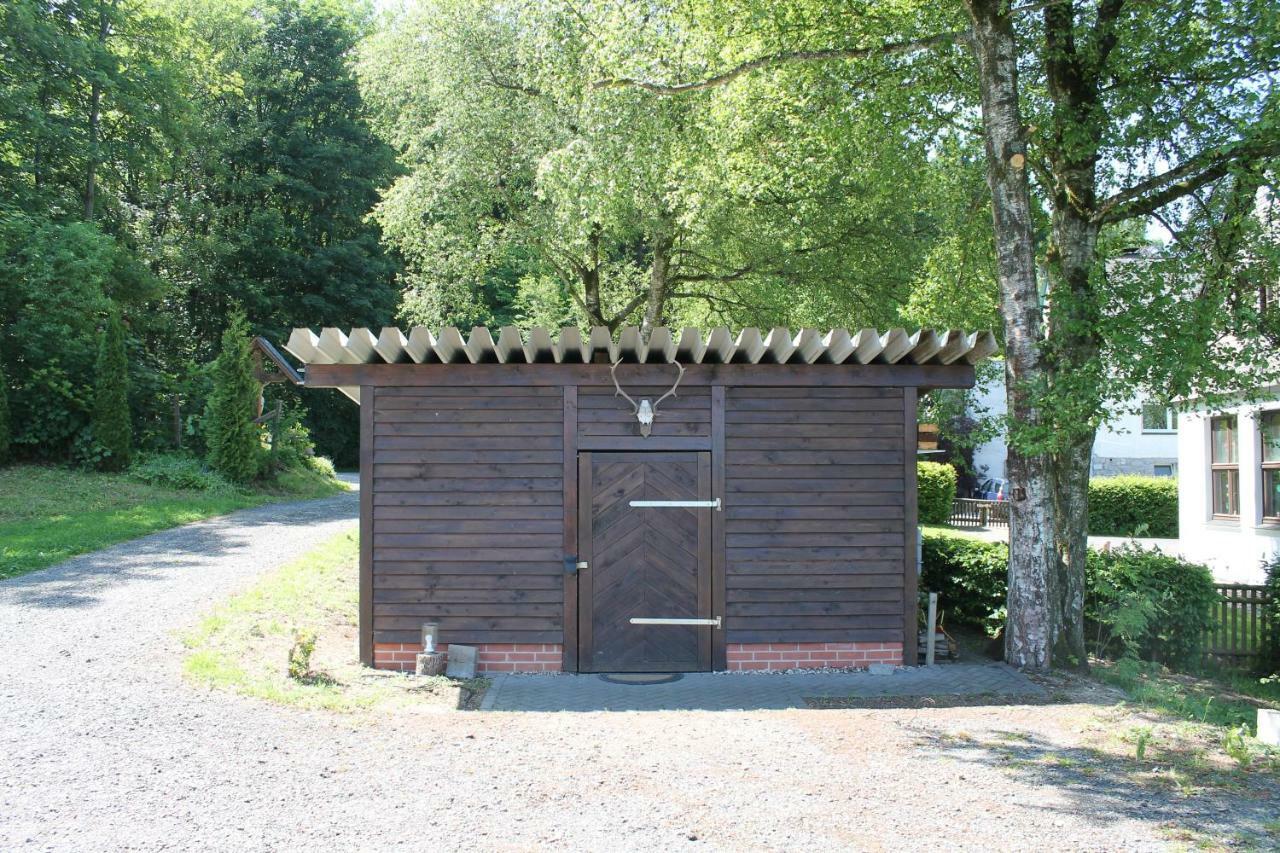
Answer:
[{"xmin": 964, "ymin": 0, "xmax": 1060, "ymax": 669}]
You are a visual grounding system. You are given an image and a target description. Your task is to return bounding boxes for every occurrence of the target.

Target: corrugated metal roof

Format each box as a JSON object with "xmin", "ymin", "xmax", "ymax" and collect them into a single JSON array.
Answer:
[{"xmin": 284, "ymin": 326, "xmax": 997, "ymax": 367}]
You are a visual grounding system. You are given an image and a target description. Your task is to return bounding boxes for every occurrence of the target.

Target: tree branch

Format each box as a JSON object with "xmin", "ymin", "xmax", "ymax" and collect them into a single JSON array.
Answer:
[
  {"xmin": 1095, "ymin": 134, "xmax": 1280, "ymax": 224},
  {"xmin": 605, "ymin": 291, "xmax": 649, "ymax": 329},
  {"xmin": 592, "ymin": 31, "xmax": 965, "ymax": 95}
]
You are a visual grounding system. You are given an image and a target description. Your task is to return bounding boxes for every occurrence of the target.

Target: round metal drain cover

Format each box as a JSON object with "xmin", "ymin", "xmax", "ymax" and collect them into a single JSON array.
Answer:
[{"xmin": 599, "ymin": 673, "xmax": 683, "ymax": 685}]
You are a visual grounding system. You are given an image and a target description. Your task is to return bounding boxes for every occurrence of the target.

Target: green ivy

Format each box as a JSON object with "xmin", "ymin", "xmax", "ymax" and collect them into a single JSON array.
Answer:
[
  {"xmin": 917, "ymin": 461, "xmax": 958, "ymax": 525},
  {"xmin": 1088, "ymin": 476, "xmax": 1178, "ymax": 538}
]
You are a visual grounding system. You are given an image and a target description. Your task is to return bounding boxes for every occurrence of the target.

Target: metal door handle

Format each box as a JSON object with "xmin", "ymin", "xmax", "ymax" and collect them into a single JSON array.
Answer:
[
  {"xmin": 630, "ymin": 617, "xmax": 722, "ymax": 628},
  {"xmin": 629, "ymin": 498, "xmax": 721, "ymax": 510}
]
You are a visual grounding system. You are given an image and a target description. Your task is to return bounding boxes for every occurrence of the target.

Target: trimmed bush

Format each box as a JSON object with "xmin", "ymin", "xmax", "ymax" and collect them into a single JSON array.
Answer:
[
  {"xmin": 91, "ymin": 307, "xmax": 132, "ymax": 471},
  {"xmin": 920, "ymin": 529, "xmax": 1215, "ymax": 667},
  {"xmin": 204, "ymin": 309, "xmax": 261, "ymax": 483},
  {"xmin": 1086, "ymin": 546, "xmax": 1215, "ymax": 667},
  {"xmin": 0, "ymin": 360, "xmax": 10, "ymax": 464},
  {"xmin": 1088, "ymin": 475, "xmax": 1178, "ymax": 538},
  {"xmin": 917, "ymin": 461, "xmax": 958, "ymax": 524},
  {"xmin": 920, "ymin": 529, "xmax": 1008, "ymax": 629}
]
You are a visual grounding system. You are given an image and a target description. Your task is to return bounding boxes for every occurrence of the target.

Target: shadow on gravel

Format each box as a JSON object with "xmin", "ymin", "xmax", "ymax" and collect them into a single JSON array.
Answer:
[
  {"xmin": 916, "ymin": 725, "xmax": 1280, "ymax": 848},
  {"xmin": 1, "ymin": 494, "xmax": 357, "ymax": 610}
]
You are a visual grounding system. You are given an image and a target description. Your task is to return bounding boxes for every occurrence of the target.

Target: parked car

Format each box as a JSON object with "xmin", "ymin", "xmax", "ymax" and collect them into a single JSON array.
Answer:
[{"xmin": 974, "ymin": 477, "xmax": 1008, "ymax": 501}]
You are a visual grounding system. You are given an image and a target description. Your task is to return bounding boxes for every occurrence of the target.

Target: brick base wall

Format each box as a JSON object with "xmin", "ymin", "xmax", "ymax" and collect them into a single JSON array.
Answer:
[
  {"xmin": 373, "ymin": 643, "xmax": 563, "ymax": 673},
  {"xmin": 725, "ymin": 642, "xmax": 903, "ymax": 671},
  {"xmin": 373, "ymin": 642, "xmax": 900, "ymax": 673}
]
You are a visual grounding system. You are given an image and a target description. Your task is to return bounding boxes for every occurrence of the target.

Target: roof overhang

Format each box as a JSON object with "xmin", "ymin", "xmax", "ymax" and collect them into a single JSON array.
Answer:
[{"xmin": 284, "ymin": 326, "xmax": 997, "ymax": 403}]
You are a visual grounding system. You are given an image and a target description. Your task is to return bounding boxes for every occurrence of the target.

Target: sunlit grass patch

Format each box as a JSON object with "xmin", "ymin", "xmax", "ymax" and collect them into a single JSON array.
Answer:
[{"xmin": 181, "ymin": 529, "xmax": 487, "ymax": 713}]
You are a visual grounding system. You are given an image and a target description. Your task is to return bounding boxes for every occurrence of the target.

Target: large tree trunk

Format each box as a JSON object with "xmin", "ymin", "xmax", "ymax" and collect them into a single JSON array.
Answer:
[
  {"xmin": 643, "ymin": 232, "xmax": 674, "ymax": 333},
  {"xmin": 1044, "ymin": 210, "xmax": 1101, "ymax": 668},
  {"xmin": 1039, "ymin": 0, "xmax": 1108, "ymax": 668},
  {"xmin": 83, "ymin": 0, "xmax": 114, "ymax": 223},
  {"xmin": 965, "ymin": 0, "xmax": 1060, "ymax": 669}
]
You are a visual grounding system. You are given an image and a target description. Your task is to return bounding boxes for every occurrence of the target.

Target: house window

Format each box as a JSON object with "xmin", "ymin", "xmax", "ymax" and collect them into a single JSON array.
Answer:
[
  {"xmin": 1262, "ymin": 411, "xmax": 1280, "ymax": 521},
  {"xmin": 1141, "ymin": 403, "xmax": 1173, "ymax": 432},
  {"xmin": 1210, "ymin": 416, "xmax": 1239, "ymax": 517},
  {"xmin": 1153, "ymin": 464, "xmax": 1174, "ymax": 477}
]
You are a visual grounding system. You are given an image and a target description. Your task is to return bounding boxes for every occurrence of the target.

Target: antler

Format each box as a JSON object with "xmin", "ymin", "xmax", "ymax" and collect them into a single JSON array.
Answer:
[
  {"xmin": 610, "ymin": 359, "xmax": 639, "ymax": 414},
  {"xmin": 651, "ymin": 361, "xmax": 685, "ymax": 412}
]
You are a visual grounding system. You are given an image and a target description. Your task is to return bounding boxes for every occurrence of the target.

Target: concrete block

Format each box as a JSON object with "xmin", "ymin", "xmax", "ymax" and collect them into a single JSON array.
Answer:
[
  {"xmin": 446, "ymin": 644, "xmax": 478, "ymax": 679},
  {"xmin": 1259, "ymin": 709, "xmax": 1280, "ymax": 747},
  {"xmin": 868, "ymin": 663, "xmax": 894, "ymax": 676}
]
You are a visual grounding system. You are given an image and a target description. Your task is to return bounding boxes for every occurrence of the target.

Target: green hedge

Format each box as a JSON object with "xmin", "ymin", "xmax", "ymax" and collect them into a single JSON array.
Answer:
[
  {"xmin": 917, "ymin": 461, "xmax": 957, "ymax": 525},
  {"xmin": 920, "ymin": 529, "xmax": 1215, "ymax": 667},
  {"xmin": 1088, "ymin": 475, "xmax": 1178, "ymax": 538},
  {"xmin": 920, "ymin": 529, "xmax": 1007, "ymax": 628}
]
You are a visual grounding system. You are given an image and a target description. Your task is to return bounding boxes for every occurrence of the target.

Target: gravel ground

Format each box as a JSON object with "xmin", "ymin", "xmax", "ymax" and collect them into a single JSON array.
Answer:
[{"xmin": 2, "ymin": 487, "xmax": 1276, "ymax": 852}]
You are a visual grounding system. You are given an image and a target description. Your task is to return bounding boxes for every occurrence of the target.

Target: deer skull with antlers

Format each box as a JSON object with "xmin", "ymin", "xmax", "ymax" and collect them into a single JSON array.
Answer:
[{"xmin": 610, "ymin": 359, "xmax": 685, "ymax": 437}]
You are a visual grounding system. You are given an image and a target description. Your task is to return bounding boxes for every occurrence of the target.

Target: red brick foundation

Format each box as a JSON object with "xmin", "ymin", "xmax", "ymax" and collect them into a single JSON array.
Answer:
[
  {"xmin": 373, "ymin": 643, "xmax": 563, "ymax": 673},
  {"xmin": 375, "ymin": 642, "xmax": 900, "ymax": 673},
  {"xmin": 725, "ymin": 642, "xmax": 903, "ymax": 671}
]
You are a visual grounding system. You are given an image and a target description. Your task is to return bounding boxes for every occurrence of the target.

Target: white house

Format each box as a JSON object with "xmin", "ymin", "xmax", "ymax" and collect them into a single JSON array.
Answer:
[
  {"xmin": 970, "ymin": 369, "xmax": 1179, "ymax": 483},
  {"xmin": 1176, "ymin": 388, "xmax": 1280, "ymax": 584}
]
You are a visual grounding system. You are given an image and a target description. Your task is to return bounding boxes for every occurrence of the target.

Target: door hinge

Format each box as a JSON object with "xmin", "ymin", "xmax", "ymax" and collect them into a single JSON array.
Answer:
[{"xmin": 564, "ymin": 556, "xmax": 589, "ymax": 575}]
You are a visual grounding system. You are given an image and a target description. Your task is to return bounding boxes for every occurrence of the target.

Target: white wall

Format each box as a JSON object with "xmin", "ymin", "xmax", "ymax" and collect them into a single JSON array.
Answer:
[
  {"xmin": 1177, "ymin": 394, "xmax": 1280, "ymax": 584},
  {"xmin": 969, "ymin": 372, "xmax": 1179, "ymax": 482}
]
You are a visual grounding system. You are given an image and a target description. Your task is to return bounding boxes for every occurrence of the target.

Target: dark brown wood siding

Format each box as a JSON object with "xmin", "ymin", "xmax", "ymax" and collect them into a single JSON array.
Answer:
[
  {"xmin": 370, "ymin": 385, "xmax": 564, "ymax": 646},
  {"xmin": 576, "ymin": 384, "xmax": 711, "ymax": 439},
  {"xmin": 723, "ymin": 386, "xmax": 907, "ymax": 644}
]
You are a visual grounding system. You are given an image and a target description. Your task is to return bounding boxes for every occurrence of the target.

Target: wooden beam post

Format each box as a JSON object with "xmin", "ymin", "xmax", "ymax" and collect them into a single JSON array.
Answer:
[{"xmin": 902, "ymin": 387, "xmax": 919, "ymax": 668}]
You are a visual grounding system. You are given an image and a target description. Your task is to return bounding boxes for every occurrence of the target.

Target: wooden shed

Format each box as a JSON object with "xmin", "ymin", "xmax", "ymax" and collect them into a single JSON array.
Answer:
[{"xmin": 284, "ymin": 326, "xmax": 993, "ymax": 674}]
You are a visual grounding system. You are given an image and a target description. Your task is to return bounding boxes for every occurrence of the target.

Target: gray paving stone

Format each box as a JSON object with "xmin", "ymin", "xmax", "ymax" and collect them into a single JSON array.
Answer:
[{"xmin": 483, "ymin": 663, "xmax": 1046, "ymax": 712}]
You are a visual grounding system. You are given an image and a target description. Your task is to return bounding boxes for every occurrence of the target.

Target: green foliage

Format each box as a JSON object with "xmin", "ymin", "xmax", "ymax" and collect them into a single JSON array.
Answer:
[
  {"xmin": 1097, "ymin": 657, "xmax": 1280, "ymax": 735},
  {"xmin": 359, "ymin": 0, "xmax": 984, "ymax": 332},
  {"xmin": 1221, "ymin": 724, "xmax": 1253, "ymax": 769},
  {"xmin": 1089, "ymin": 476, "xmax": 1179, "ymax": 538},
  {"xmin": 288, "ymin": 629, "xmax": 317, "ymax": 681},
  {"xmin": 129, "ymin": 452, "xmax": 235, "ymax": 495},
  {"xmin": 920, "ymin": 529, "xmax": 1009, "ymax": 630},
  {"xmin": 1264, "ymin": 556, "xmax": 1280, "ymax": 674},
  {"xmin": 1086, "ymin": 546, "xmax": 1218, "ymax": 668},
  {"xmin": 204, "ymin": 309, "xmax": 261, "ymax": 484},
  {"xmin": 923, "ymin": 530, "xmax": 1217, "ymax": 667},
  {"xmin": 92, "ymin": 308, "xmax": 132, "ymax": 471},
  {"xmin": 917, "ymin": 462, "xmax": 958, "ymax": 525},
  {"xmin": 0, "ymin": 360, "xmax": 10, "ymax": 465}
]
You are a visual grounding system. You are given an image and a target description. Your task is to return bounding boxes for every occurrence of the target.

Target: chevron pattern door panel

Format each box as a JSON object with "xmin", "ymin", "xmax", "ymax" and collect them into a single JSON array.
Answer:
[{"xmin": 578, "ymin": 452, "xmax": 712, "ymax": 672}]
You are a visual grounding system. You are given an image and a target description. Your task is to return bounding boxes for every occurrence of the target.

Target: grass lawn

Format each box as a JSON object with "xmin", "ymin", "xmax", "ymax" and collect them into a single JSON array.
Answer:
[
  {"xmin": 0, "ymin": 464, "xmax": 347, "ymax": 580},
  {"xmin": 1093, "ymin": 657, "xmax": 1280, "ymax": 735},
  {"xmin": 181, "ymin": 529, "xmax": 487, "ymax": 713}
]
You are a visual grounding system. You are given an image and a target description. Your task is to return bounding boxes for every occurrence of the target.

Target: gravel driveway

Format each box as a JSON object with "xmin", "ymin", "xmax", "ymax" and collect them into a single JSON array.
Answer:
[{"xmin": 2, "ymin": 487, "xmax": 1275, "ymax": 852}]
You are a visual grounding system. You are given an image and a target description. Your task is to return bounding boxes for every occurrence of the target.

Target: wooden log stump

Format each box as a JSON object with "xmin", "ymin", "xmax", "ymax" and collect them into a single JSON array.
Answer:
[{"xmin": 415, "ymin": 651, "xmax": 447, "ymax": 676}]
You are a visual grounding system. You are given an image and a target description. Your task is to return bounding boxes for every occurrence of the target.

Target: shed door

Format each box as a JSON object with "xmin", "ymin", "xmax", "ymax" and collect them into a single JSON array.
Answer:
[{"xmin": 578, "ymin": 452, "xmax": 712, "ymax": 672}]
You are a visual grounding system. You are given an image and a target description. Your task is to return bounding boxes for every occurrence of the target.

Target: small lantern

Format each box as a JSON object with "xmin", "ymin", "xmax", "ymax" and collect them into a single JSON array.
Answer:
[{"xmin": 420, "ymin": 623, "xmax": 439, "ymax": 654}]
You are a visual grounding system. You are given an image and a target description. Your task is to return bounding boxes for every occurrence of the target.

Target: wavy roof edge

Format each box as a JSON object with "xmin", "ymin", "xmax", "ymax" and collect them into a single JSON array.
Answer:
[{"xmin": 284, "ymin": 326, "xmax": 997, "ymax": 367}]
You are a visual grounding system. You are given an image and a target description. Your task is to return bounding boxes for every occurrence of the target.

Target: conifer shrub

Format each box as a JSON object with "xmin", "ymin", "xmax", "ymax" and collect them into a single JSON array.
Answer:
[
  {"xmin": 203, "ymin": 309, "xmax": 261, "ymax": 483},
  {"xmin": 91, "ymin": 307, "xmax": 132, "ymax": 470},
  {"xmin": 0, "ymin": 360, "xmax": 10, "ymax": 464}
]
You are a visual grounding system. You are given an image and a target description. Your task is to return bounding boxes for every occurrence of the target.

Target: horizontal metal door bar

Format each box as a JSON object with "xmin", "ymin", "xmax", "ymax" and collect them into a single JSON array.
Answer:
[
  {"xmin": 628, "ymin": 498, "xmax": 721, "ymax": 510},
  {"xmin": 629, "ymin": 617, "xmax": 722, "ymax": 628}
]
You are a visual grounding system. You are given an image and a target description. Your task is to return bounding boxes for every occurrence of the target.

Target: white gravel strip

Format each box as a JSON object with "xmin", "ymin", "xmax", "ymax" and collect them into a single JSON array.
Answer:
[{"xmin": 1, "ymin": 479, "xmax": 1272, "ymax": 851}]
